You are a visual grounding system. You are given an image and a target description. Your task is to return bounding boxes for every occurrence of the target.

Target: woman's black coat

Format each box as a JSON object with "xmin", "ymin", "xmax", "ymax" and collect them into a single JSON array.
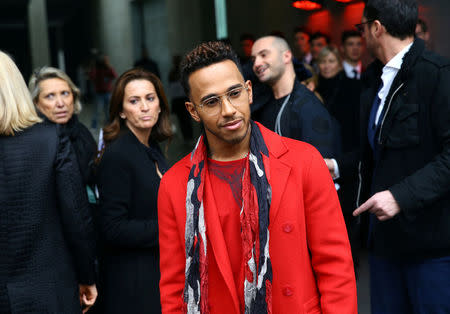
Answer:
[
  {"xmin": 0, "ymin": 122, "xmax": 96, "ymax": 313},
  {"xmin": 317, "ymin": 71, "xmax": 361, "ymax": 248},
  {"xmin": 64, "ymin": 115, "xmax": 97, "ymax": 186},
  {"xmin": 96, "ymin": 128, "xmax": 167, "ymax": 314}
]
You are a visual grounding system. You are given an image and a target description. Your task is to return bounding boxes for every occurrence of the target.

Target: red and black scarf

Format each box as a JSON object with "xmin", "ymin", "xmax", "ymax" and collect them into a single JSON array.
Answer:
[{"xmin": 184, "ymin": 121, "xmax": 273, "ymax": 313}]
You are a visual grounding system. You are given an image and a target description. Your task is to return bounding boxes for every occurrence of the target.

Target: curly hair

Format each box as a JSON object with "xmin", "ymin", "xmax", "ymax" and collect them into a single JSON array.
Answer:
[{"xmin": 180, "ymin": 41, "xmax": 242, "ymax": 97}]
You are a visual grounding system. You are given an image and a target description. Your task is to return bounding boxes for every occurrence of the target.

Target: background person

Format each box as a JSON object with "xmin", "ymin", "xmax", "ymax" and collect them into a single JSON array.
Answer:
[
  {"xmin": 0, "ymin": 51, "xmax": 97, "ymax": 313},
  {"xmin": 89, "ymin": 54, "xmax": 117, "ymax": 129},
  {"xmin": 96, "ymin": 68, "xmax": 172, "ymax": 314},
  {"xmin": 316, "ymin": 46, "xmax": 362, "ymax": 272},
  {"xmin": 29, "ymin": 67, "xmax": 97, "ymax": 196},
  {"xmin": 340, "ymin": 30, "xmax": 364, "ymax": 79}
]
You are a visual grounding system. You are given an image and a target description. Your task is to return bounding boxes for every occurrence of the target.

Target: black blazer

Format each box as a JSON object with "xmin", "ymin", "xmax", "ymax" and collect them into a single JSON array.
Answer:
[
  {"xmin": 96, "ymin": 128, "xmax": 167, "ymax": 314},
  {"xmin": 0, "ymin": 122, "xmax": 96, "ymax": 313}
]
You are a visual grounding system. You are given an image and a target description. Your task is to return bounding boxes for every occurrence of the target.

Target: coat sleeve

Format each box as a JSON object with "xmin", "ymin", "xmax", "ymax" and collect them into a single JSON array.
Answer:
[
  {"xmin": 97, "ymin": 149, "xmax": 158, "ymax": 248},
  {"xmin": 55, "ymin": 128, "xmax": 96, "ymax": 285},
  {"xmin": 302, "ymin": 146, "xmax": 358, "ymax": 314},
  {"xmin": 158, "ymin": 174, "xmax": 186, "ymax": 313},
  {"xmin": 389, "ymin": 65, "xmax": 450, "ymax": 215},
  {"xmin": 296, "ymin": 88, "xmax": 342, "ymax": 159}
]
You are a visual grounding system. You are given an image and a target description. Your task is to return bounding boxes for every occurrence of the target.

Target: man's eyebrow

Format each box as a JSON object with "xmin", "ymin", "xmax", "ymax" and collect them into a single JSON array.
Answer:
[
  {"xmin": 199, "ymin": 84, "xmax": 243, "ymax": 102},
  {"xmin": 255, "ymin": 49, "xmax": 269, "ymax": 56}
]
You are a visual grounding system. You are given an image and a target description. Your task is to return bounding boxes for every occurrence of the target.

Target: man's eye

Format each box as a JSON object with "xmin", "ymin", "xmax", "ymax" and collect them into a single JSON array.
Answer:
[
  {"xmin": 203, "ymin": 98, "xmax": 219, "ymax": 107},
  {"xmin": 229, "ymin": 89, "xmax": 243, "ymax": 98}
]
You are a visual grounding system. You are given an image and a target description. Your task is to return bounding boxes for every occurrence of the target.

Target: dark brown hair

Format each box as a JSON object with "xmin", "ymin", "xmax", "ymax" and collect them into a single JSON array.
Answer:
[
  {"xmin": 103, "ymin": 68, "xmax": 173, "ymax": 145},
  {"xmin": 180, "ymin": 41, "xmax": 242, "ymax": 97}
]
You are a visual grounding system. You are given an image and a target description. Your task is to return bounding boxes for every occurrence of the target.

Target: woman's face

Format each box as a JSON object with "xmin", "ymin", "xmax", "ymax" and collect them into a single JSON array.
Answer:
[
  {"xmin": 318, "ymin": 52, "xmax": 341, "ymax": 79},
  {"xmin": 36, "ymin": 78, "xmax": 74, "ymax": 124},
  {"xmin": 120, "ymin": 79, "xmax": 161, "ymax": 138}
]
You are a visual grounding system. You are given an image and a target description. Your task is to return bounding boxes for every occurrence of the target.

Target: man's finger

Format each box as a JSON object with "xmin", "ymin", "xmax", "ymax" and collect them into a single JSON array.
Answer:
[{"xmin": 353, "ymin": 199, "xmax": 372, "ymax": 216}]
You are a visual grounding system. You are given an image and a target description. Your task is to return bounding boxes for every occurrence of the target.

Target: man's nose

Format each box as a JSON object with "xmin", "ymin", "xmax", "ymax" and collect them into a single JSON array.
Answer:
[{"xmin": 220, "ymin": 96, "xmax": 236, "ymax": 116}]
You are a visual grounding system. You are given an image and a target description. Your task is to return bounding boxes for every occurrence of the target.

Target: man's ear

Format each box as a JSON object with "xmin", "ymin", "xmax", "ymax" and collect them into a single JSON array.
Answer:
[
  {"xmin": 283, "ymin": 49, "xmax": 292, "ymax": 64},
  {"xmin": 373, "ymin": 20, "xmax": 384, "ymax": 38},
  {"xmin": 185, "ymin": 101, "xmax": 201, "ymax": 122},
  {"xmin": 245, "ymin": 80, "xmax": 253, "ymax": 105}
]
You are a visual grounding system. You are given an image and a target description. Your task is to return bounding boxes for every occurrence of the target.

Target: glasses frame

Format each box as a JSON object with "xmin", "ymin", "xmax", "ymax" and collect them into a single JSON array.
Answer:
[
  {"xmin": 196, "ymin": 84, "xmax": 249, "ymax": 112},
  {"xmin": 355, "ymin": 19, "xmax": 375, "ymax": 34}
]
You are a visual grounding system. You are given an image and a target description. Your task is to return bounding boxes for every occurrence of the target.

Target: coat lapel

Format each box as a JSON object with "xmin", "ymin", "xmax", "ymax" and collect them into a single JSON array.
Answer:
[{"xmin": 257, "ymin": 123, "xmax": 292, "ymax": 223}]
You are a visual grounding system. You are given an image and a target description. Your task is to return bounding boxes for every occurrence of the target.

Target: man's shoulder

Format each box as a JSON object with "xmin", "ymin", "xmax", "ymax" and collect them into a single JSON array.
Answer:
[
  {"xmin": 259, "ymin": 123, "xmax": 322, "ymax": 161},
  {"xmin": 420, "ymin": 50, "xmax": 450, "ymax": 69}
]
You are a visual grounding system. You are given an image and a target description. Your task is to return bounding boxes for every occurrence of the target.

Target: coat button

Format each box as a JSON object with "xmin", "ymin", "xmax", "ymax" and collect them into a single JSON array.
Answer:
[
  {"xmin": 282, "ymin": 223, "xmax": 294, "ymax": 233},
  {"xmin": 283, "ymin": 287, "xmax": 294, "ymax": 297}
]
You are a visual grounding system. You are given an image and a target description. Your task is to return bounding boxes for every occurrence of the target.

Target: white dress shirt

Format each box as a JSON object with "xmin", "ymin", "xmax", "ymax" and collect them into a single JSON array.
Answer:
[
  {"xmin": 343, "ymin": 60, "xmax": 362, "ymax": 79},
  {"xmin": 375, "ymin": 43, "xmax": 413, "ymax": 125}
]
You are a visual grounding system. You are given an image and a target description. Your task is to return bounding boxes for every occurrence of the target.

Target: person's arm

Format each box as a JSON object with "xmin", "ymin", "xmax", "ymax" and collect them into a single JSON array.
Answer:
[
  {"xmin": 158, "ymin": 175, "xmax": 186, "ymax": 313},
  {"xmin": 297, "ymin": 88, "xmax": 342, "ymax": 159},
  {"xmin": 55, "ymin": 128, "xmax": 96, "ymax": 285},
  {"xmin": 303, "ymin": 146, "xmax": 357, "ymax": 314},
  {"xmin": 97, "ymin": 150, "xmax": 158, "ymax": 248},
  {"xmin": 389, "ymin": 66, "xmax": 450, "ymax": 216}
]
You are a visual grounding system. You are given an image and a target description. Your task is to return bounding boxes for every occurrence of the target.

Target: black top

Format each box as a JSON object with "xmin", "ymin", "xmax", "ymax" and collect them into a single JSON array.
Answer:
[
  {"xmin": 63, "ymin": 115, "xmax": 97, "ymax": 186},
  {"xmin": 96, "ymin": 127, "xmax": 167, "ymax": 313},
  {"xmin": 0, "ymin": 122, "xmax": 96, "ymax": 313},
  {"xmin": 254, "ymin": 94, "xmax": 289, "ymax": 131}
]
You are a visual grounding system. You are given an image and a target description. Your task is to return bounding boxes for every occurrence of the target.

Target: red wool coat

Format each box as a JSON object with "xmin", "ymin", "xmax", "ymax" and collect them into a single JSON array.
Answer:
[{"xmin": 158, "ymin": 123, "xmax": 357, "ymax": 314}]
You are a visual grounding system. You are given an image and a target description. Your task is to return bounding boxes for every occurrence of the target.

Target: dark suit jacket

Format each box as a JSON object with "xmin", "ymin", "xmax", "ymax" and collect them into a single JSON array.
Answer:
[
  {"xmin": 96, "ymin": 128, "xmax": 166, "ymax": 314},
  {"xmin": 0, "ymin": 122, "xmax": 96, "ymax": 313}
]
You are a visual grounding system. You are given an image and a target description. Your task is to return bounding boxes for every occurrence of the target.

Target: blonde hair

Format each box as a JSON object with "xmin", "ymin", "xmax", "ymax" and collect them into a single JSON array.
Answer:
[
  {"xmin": 317, "ymin": 45, "xmax": 343, "ymax": 67},
  {"xmin": 28, "ymin": 66, "xmax": 82, "ymax": 114},
  {"xmin": 0, "ymin": 51, "xmax": 41, "ymax": 136}
]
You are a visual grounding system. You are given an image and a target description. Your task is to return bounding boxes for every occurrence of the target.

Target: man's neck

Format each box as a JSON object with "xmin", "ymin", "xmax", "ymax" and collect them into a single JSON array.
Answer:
[
  {"xmin": 271, "ymin": 68, "xmax": 296, "ymax": 99},
  {"xmin": 208, "ymin": 125, "xmax": 251, "ymax": 162},
  {"xmin": 379, "ymin": 36, "xmax": 414, "ymax": 65}
]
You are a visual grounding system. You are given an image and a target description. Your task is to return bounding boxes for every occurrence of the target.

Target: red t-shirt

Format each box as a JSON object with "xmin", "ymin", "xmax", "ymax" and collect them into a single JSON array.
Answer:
[{"xmin": 207, "ymin": 156, "xmax": 247, "ymax": 311}]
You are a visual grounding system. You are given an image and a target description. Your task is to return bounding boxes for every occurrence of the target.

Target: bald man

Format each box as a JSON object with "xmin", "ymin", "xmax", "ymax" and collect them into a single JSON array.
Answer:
[{"xmin": 251, "ymin": 36, "xmax": 340, "ymax": 158}]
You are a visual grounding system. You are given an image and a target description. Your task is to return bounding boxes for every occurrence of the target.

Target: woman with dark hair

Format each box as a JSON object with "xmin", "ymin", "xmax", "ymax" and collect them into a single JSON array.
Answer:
[
  {"xmin": 0, "ymin": 51, "xmax": 97, "ymax": 313},
  {"xmin": 96, "ymin": 68, "xmax": 172, "ymax": 313}
]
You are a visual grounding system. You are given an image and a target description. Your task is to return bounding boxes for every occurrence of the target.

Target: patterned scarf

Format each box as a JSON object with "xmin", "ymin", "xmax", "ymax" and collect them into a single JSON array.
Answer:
[{"xmin": 184, "ymin": 121, "xmax": 273, "ymax": 313}]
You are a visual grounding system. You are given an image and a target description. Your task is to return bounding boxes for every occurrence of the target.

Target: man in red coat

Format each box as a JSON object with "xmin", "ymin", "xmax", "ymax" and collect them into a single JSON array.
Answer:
[{"xmin": 158, "ymin": 41, "xmax": 357, "ymax": 314}]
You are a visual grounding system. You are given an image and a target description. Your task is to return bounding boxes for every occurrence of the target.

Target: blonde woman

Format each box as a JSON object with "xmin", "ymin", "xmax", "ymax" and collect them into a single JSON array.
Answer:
[
  {"xmin": 28, "ymin": 67, "xmax": 97, "ymax": 189},
  {"xmin": 0, "ymin": 51, "xmax": 97, "ymax": 313}
]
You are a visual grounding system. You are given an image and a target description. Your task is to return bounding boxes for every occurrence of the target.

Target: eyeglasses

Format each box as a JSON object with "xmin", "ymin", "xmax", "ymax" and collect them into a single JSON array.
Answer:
[
  {"xmin": 355, "ymin": 19, "xmax": 374, "ymax": 33},
  {"xmin": 196, "ymin": 84, "xmax": 249, "ymax": 114}
]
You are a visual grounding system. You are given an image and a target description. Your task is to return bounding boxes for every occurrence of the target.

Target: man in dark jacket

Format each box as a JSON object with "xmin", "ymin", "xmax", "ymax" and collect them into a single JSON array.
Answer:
[
  {"xmin": 251, "ymin": 35, "xmax": 340, "ymax": 158},
  {"xmin": 353, "ymin": 0, "xmax": 450, "ymax": 313}
]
